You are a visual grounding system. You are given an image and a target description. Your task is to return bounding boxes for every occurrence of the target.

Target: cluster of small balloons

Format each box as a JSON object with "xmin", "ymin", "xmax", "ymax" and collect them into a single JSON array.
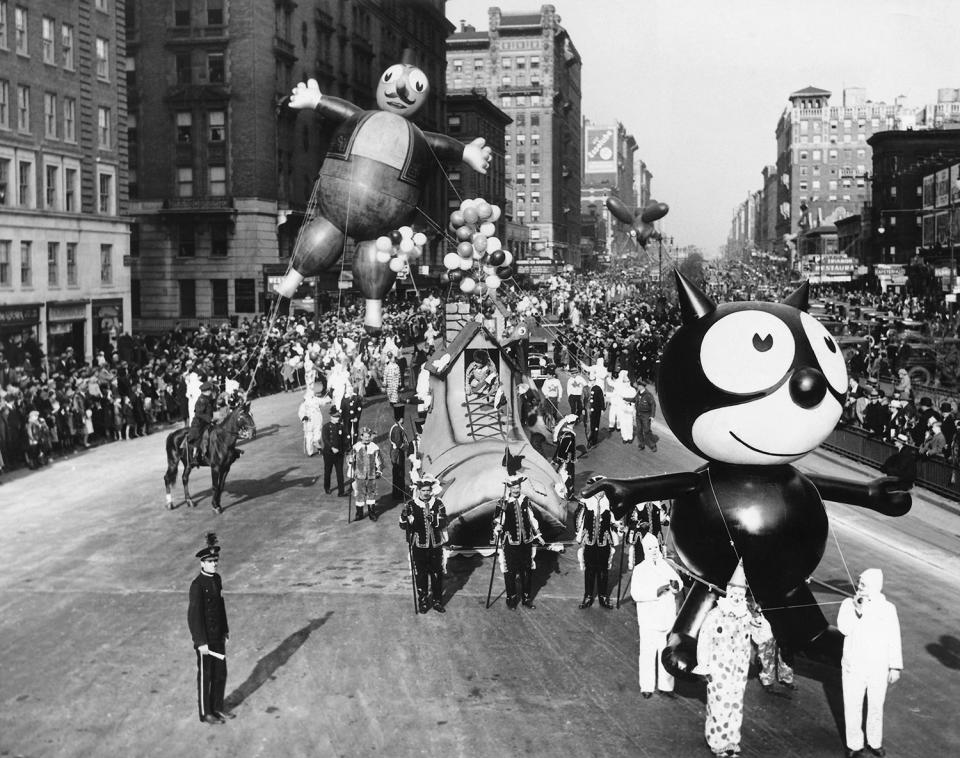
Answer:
[
  {"xmin": 441, "ymin": 198, "xmax": 515, "ymax": 295},
  {"xmin": 374, "ymin": 226, "xmax": 428, "ymax": 274}
]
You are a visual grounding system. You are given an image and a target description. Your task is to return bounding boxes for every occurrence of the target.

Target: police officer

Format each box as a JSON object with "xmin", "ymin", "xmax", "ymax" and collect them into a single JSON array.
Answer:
[
  {"xmin": 399, "ymin": 473, "xmax": 449, "ymax": 613},
  {"xmin": 187, "ymin": 533, "xmax": 233, "ymax": 724},
  {"xmin": 186, "ymin": 380, "xmax": 217, "ymax": 464},
  {"xmin": 493, "ymin": 474, "xmax": 544, "ymax": 609},
  {"xmin": 321, "ymin": 408, "xmax": 346, "ymax": 496}
]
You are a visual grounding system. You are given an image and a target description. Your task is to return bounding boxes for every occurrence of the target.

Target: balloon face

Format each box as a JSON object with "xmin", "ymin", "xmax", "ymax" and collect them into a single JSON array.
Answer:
[
  {"xmin": 376, "ymin": 63, "xmax": 429, "ymax": 117},
  {"xmin": 657, "ymin": 278, "xmax": 846, "ymax": 465}
]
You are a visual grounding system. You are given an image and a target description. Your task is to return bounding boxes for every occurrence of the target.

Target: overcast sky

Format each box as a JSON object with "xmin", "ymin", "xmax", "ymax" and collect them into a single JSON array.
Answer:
[{"xmin": 444, "ymin": 0, "xmax": 960, "ymax": 256}]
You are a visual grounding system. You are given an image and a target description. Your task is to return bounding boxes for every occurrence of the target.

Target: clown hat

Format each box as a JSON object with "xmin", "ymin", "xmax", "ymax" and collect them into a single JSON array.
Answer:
[{"xmin": 727, "ymin": 559, "xmax": 747, "ymax": 589}]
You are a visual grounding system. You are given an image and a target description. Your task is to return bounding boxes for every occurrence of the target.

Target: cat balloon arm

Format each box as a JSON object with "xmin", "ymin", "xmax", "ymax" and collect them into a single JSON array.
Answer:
[
  {"xmin": 581, "ymin": 473, "xmax": 700, "ymax": 519},
  {"xmin": 808, "ymin": 473, "xmax": 912, "ymax": 517}
]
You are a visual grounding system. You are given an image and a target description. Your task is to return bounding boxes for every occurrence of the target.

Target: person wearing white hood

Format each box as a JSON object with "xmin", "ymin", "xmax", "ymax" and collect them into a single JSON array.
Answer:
[
  {"xmin": 837, "ymin": 568, "xmax": 902, "ymax": 758},
  {"xmin": 629, "ymin": 533, "xmax": 681, "ymax": 698}
]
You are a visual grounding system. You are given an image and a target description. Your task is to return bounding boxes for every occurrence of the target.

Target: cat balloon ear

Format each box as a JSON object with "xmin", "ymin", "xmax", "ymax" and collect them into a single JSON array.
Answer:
[
  {"xmin": 674, "ymin": 270, "xmax": 716, "ymax": 325},
  {"xmin": 782, "ymin": 280, "xmax": 810, "ymax": 311}
]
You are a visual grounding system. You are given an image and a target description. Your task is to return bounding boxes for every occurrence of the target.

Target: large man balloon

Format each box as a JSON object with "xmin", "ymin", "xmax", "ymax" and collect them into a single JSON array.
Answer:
[
  {"xmin": 584, "ymin": 271, "xmax": 911, "ymax": 672},
  {"xmin": 606, "ymin": 197, "xmax": 669, "ymax": 249},
  {"xmin": 277, "ymin": 53, "xmax": 492, "ymax": 332}
]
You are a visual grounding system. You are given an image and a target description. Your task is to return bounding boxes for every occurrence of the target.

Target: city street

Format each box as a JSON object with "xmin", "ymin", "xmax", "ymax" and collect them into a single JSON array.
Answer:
[{"xmin": 1, "ymin": 389, "xmax": 958, "ymax": 758}]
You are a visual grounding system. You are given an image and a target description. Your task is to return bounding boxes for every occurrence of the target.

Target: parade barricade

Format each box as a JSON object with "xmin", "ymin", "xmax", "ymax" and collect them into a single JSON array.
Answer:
[{"xmin": 822, "ymin": 425, "xmax": 960, "ymax": 502}]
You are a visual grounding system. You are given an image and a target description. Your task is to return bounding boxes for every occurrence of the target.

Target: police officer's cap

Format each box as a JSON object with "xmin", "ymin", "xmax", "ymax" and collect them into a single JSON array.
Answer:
[{"xmin": 196, "ymin": 532, "xmax": 221, "ymax": 561}]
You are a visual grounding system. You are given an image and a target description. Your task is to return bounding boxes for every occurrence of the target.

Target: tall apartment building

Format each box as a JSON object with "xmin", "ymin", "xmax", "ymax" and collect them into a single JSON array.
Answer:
[
  {"xmin": 126, "ymin": 0, "xmax": 452, "ymax": 328},
  {"xmin": 447, "ymin": 5, "xmax": 582, "ymax": 267},
  {"xmin": 0, "ymin": 0, "xmax": 131, "ymax": 365},
  {"xmin": 774, "ymin": 86, "xmax": 907, "ymax": 246}
]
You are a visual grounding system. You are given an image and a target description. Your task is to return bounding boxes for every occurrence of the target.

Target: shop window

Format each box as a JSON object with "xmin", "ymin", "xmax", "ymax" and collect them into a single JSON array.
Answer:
[
  {"xmin": 211, "ymin": 279, "xmax": 228, "ymax": 317},
  {"xmin": 179, "ymin": 279, "xmax": 196, "ymax": 317},
  {"xmin": 234, "ymin": 278, "xmax": 256, "ymax": 312}
]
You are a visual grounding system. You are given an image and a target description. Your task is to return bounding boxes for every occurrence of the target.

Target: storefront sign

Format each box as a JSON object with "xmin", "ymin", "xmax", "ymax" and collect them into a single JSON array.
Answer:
[
  {"xmin": 0, "ymin": 305, "xmax": 41, "ymax": 325},
  {"xmin": 48, "ymin": 303, "xmax": 87, "ymax": 322}
]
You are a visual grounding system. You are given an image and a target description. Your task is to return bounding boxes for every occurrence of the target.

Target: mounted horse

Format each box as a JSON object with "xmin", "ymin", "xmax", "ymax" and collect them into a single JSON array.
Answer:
[{"xmin": 164, "ymin": 402, "xmax": 256, "ymax": 513}]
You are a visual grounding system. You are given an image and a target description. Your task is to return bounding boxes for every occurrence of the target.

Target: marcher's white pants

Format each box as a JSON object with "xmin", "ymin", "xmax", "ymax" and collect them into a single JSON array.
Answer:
[{"xmin": 842, "ymin": 666, "xmax": 888, "ymax": 751}]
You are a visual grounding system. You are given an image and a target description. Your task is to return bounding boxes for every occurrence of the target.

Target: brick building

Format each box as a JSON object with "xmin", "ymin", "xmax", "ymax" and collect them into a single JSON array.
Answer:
[{"xmin": 0, "ymin": 0, "xmax": 131, "ymax": 365}]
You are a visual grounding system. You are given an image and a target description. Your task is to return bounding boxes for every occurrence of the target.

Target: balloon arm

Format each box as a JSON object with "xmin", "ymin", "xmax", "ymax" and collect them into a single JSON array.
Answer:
[
  {"xmin": 580, "ymin": 473, "xmax": 699, "ymax": 520},
  {"xmin": 459, "ymin": 137, "xmax": 493, "ymax": 174},
  {"xmin": 808, "ymin": 474, "xmax": 912, "ymax": 516},
  {"xmin": 313, "ymin": 94, "xmax": 362, "ymax": 122},
  {"xmin": 423, "ymin": 131, "xmax": 472, "ymax": 164}
]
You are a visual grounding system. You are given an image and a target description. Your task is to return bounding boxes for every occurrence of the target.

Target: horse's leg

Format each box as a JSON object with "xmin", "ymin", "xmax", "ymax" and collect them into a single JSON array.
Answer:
[
  {"xmin": 211, "ymin": 465, "xmax": 223, "ymax": 514},
  {"xmin": 183, "ymin": 462, "xmax": 196, "ymax": 508},
  {"xmin": 164, "ymin": 456, "xmax": 179, "ymax": 509}
]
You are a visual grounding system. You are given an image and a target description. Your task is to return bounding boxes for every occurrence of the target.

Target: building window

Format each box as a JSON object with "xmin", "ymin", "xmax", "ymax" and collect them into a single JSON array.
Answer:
[
  {"xmin": 174, "ymin": 0, "xmax": 190, "ymax": 27},
  {"xmin": 531, "ymin": 95, "xmax": 541, "ymax": 107},
  {"xmin": 177, "ymin": 166, "xmax": 193, "ymax": 197},
  {"xmin": 501, "ymin": 75, "xmax": 511, "ymax": 87},
  {"xmin": 530, "ymin": 56, "xmax": 539, "ymax": 69},
  {"xmin": 530, "ymin": 172, "xmax": 540, "ymax": 184},
  {"xmin": 176, "ymin": 53, "xmax": 191, "ymax": 84},
  {"xmin": 96, "ymin": 37, "xmax": 110, "ymax": 81},
  {"xmin": 131, "ymin": 278, "xmax": 141, "ymax": 318},
  {"xmin": 18, "ymin": 158, "xmax": 33, "ymax": 206},
  {"xmin": 95, "ymin": 0, "xmax": 108, "ymax": 11},
  {"xmin": 452, "ymin": 59, "xmax": 463, "ymax": 73},
  {"xmin": 208, "ymin": 165, "xmax": 226, "ymax": 196},
  {"xmin": 207, "ymin": 53, "xmax": 224, "ymax": 83},
  {"xmin": 47, "ymin": 241, "xmax": 58, "ymax": 286},
  {"xmin": 100, "ymin": 244, "xmax": 112, "ymax": 284},
  {"xmin": 447, "ymin": 114, "xmax": 461, "ymax": 132},
  {"xmin": 178, "ymin": 222, "xmax": 195, "ymax": 256},
  {"xmin": 0, "ymin": 157, "xmax": 8, "ymax": 205},
  {"xmin": 98, "ymin": 171, "xmax": 114, "ymax": 214},
  {"xmin": 0, "ymin": 239, "xmax": 9, "ymax": 286},
  {"xmin": 97, "ymin": 106, "xmax": 111, "ymax": 147},
  {"xmin": 61, "ymin": 24, "xmax": 74, "ymax": 69},
  {"xmin": 41, "ymin": 16, "xmax": 54, "ymax": 64},
  {"xmin": 206, "ymin": 0, "xmax": 223, "ymax": 25},
  {"xmin": 799, "ymin": 150, "xmax": 808, "ymax": 161},
  {"xmin": 126, "ymin": 55, "xmax": 136, "ymax": 88},
  {"xmin": 44, "ymin": 163, "xmax": 58, "ymax": 208},
  {"xmin": 812, "ymin": 149, "xmax": 821, "ymax": 160},
  {"xmin": 211, "ymin": 222, "xmax": 228, "ymax": 257},
  {"xmin": 811, "ymin": 180, "xmax": 820, "ymax": 190},
  {"xmin": 179, "ymin": 279, "xmax": 196, "ymax": 317},
  {"xmin": 473, "ymin": 58, "xmax": 483, "ymax": 71},
  {"xmin": 66, "ymin": 242, "xmax": 77, "ymax": 285},
  {"xmin": 0, "ymin": 1, "xmax": 6, "ymax": 50},
  {"xmin": 64, "ymin": 166, "xmax": 77, "ymax": 211},
  {"xmin": 176, "ymin": 111, "xmax": 192, "ymax": 143},
  {"xmin": 62, "ymin": 97, "xmax": 76, "ymax": 142},
  {"xmin": 208, "ymin": 110, "xmax": 224, "ymax": 141},
  {"xmin": 235, "ymin": 279, "xmax": 255, "ymax": 312},
  {"xmin": 20, "ymin": 240, "xmax": 31, "ymax": 286},
  {"xmin": 501, "ymin": 96, "xmax": 512, "ymax": 107},
  {"xmin": 14, "ymin": 5, "xmax": 26, "ymax": 55},
  {"xmin": 211, "ymin": 279, "xmax": 228, "ymax": 316},
  {"xmin": 43, "ymin": 92, "xmax": 56, "ymax": 138},
  {"xmin": 17, "ymin": 84, "xmax": 29, "ymax": 131},
  {"xmin": 516, "ymin": 95, "xmax": 526, "ymax": 106},
  {"xmin": 0, "ymin": 79, "xmax": 8, "ymax": 128}
]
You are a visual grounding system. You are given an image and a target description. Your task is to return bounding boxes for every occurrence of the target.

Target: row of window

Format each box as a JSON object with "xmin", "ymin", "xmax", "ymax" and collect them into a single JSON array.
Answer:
[
  {"xmin": 0, "ymin": 240, "xmax": 112, "ymax": 289},
  {"xmin": 174, "ymin": 50, "xmax": 225, "ymax": 85},
  {"xmin": 798, "ymin": 179, "xmax": 865, "ymax": 191},
  {"xmin": 173, "ymin": 0, "xmax": 225, "ymax": 28},
  {"xmin": 0, "ymin": 80, "xmax": 113, "ymax": 148},
  {"xmin": 167, "ymin": 278, "xmax": 257, "ymax": 319},
  {"xmin": 0, "ymin": 4, "xmax": 111, "ymax": 80},
  {"xmin": 797, "ymin": 148, "xmax": 867, "ymax": 162},
  {"xmin": 501, "ymin": 94, "xmax": 543, "ymax": 108},
  {"xmin": 797, "ymin": 117, "xmax": 894, "ymax": 132},
  {"xmin": 796, "ymin": 133, "xmax": 868, "ymax": 146},
  {"xmin": 451, "ymin": 55, "xmax": 541, "ymax": 73},
  {"xmin": 798, "ymin": 195, "xmax": 858, "ymax": 204},
  {"xmin": 0, "ymin": 152, "xmax": 116, "ymax": 214}
]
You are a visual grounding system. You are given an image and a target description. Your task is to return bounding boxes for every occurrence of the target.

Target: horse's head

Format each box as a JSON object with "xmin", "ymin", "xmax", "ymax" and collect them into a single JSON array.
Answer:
[{"xmin": 233, "ymin": 402, "xmax": 256, "ymax": 441}]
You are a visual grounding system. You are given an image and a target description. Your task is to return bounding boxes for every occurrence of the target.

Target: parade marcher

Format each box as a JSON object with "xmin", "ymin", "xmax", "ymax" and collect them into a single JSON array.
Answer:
[
  {"xmin": 606, "ymin": 370, "xmax": 636, "ymax": 442},
  {"xmin": 399, "ymin": 473, "xmax": 449, "ymax": 613},
  {"xmin": 574, "ymin": 485, "xmax": 620, "ymax": 609},
  {"xmin": 750, "ymin": 597, "xmax": 796, "ymax": 694},
  {"xmin": 696, "ymin": 560, "xmax": 764, "ymax": 758},
  {"xmin": 347, "ymin": 426, "xmax": 382, "ymax": 520},
  {"xmin": 636, "ymin": 383, "xmax": 657, "ymax": 451},
  {"xmin": 388, "ymin": 408, "xmax": 410, "ymax": 503},
  {"xmin": 493, "ymin": 474, "xmax": 544, "ymax": 609},
  {"xmin": 340, "ymin": 383, "xmax": 363, "ymax": 448},
  {"xmin": 185, "ymin": 380, "xmax": 217, "ymax": 465},
  {"xmin": 187, "ymin": 533, "xmax": 233, "ymax": 725},
  {"xmin": 297, "ymin": 387, "xmax": 326, "ymax": 457},
  {"xmin": 624, "ymin": 500, "xmax": 664, "ymax": 569},
  {"xmin": 586, "ymin": 374, "xmax": 605, "ymax": 448},
  {"xmin": 383, "ymin": 351, "xmax": 402, "ymax": 412},
  {"xmin": 540, "ymin": 372, "xmax": 563, "ymax": 418},
  {"xmin": 630, "ymin": 533, "xmax": 681, "ymax": 698},
  {"xmin": 321, "ymin": 408, "xmax": 346, "ymax": 496},
  {"xmin": 565, "ymin": 369, "xmax": 588, "ymax": 425},
  {"xmin": 551, "ymin": 414, "xmax": 578, "ymax": 499},
  {"xmin": 838, "ymin": 568, "xmax": 902, "ymax": 758}
]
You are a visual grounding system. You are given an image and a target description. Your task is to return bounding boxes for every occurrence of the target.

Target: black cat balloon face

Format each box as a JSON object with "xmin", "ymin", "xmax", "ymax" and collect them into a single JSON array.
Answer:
[{"xmin": 657, "ymin": 273, "xmax": 847, "ymax": 465}]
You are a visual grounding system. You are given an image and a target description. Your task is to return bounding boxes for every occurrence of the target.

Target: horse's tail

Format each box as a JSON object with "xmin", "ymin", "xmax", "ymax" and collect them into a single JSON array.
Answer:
[{"xmin": 165, "ymin": 429, "xmax": 186, "ymax": 477}]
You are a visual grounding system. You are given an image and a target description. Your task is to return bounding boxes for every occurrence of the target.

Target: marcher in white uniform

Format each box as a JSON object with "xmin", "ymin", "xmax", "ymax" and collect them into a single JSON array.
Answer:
[{"xmin": 630, "ymin": 533, "xmax": 681, "ymax": 698}]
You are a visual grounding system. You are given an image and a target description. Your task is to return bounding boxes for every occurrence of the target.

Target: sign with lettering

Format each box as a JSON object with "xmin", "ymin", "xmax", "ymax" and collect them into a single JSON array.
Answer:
[
  {"xmin": 0, "ymin": 305, "xmax": 41, "ymax": 325},
  {"xmin": 47, "ymin": 303, "xmax": 87, "ymax": 322},
  {"xmin": 584, "ymin": 126, "xmax": 617, "ymax": 175}
]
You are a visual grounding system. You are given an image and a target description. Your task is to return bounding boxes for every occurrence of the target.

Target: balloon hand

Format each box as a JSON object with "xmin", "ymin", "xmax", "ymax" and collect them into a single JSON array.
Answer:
[
  {"xmin": 290, "ymin": 78, "xmax": 322, "ymax": 110},
  {"xmin": 463, "ymin": 137, "xmax": 492, "ymax": 174},
  {"xmin": 866, "ymin": 476, "xmax": 912, "ymax": 516}
]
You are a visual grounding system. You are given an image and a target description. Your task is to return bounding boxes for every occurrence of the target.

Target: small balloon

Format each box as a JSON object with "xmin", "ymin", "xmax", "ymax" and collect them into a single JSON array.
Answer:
[
  {"xmin": 389, "ymin": 230, "xmax": 403, "ymax": 245},
  {"xmin": 376, "ymin": 250, "xmax": 392, "ymax": 264},
  {"xmin": 496, "ymin": 265, "xmax": 513, "ymax": 279},
  {"xmin": 389, "ymin": 257, "xmax": 405, "ymax": 273},
  {"xmin": 456, "ymin": 226, "xmax": 474, "ymax": 242},
  {"xmin": 486, "ymin": 237, "xmax": 502, "ymax": 253},
  {"xmin": 489, "ymin": 250, "xmax": 506, "ymax": 267},
  {"xmin": 501, "ymin": 250, "xmax": 513, "ymax": 266},
  {"xmin": 472, "ymin": 233, "xmax": 488, "ymax": 253},
  {"xmin": 458, "ymin": 241, "xmax": 475, "ymax": 258},
  {"xmin": 444, "ymin": 252, "xmax": 461, "ymax": 270},
  {"xmin": 463, "ymin": 207, "xmax": 479, "ymax": 224},
  {"xmin": 478, "ymin": 202, "xmax": 493, "ymax": 220},
  {"xmin": 408, "ymin": 245, "xmax": 422, "ymax": 259},
  {"xmin": 450, "ymin": 210, "xmax": 465, "ymax": 227},
  {"xmin": 375, "ymin": 236, "xmax": 393, "ymax": 252},
  {"xmin": 485, "ymin": 274, "xmax": 502, "ymax": 290},
  {"xmin": 413, "ymin": 232, "xmax": 427, "ymax": 246},
  {"xmin": 399, "ymin": 238, "xmax": 415, "ymax": 254},
  {"xmin": 399, "ymin": 225, "xmax": 414, "ymax": 239},
  {"xmin": 440, "ymin": 271, "xmax": 450, "ymax": 283},
  {"xmin": 460, "ymin": 277, "xmax": 477, "ymax": 294},
  {"xmin": 448, "ymin": 270, "xmax": 463, "ymax": 283},
  {"xmin": 460, "ymin": 198, "xmax": 475, "ymax": 211},
  {"xmin": 479, "ymin": 221, "xmax": 496, "ymax": 237},
  {"xmin": 459, "ymin": 257, "xmax": 474, "ymax": 271},
  {"xmin": 489, "ymin": 205, "xmax": 502, "ymax": 222}
]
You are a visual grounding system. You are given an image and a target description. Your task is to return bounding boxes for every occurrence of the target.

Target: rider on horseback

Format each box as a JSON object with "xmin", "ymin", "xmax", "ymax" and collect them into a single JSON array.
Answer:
[{"xmin": 186, "ymin": 380, "xmax": 218, "ymax": 465}]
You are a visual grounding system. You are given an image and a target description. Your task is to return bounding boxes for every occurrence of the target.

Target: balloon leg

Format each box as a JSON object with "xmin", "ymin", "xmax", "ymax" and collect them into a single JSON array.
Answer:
[
  {"xmin": 363, "ymin": 299, "xmax": 383, "ymax": 334},
  {"xmin": 276, "ymin": 269, "xmax": 305, "ymax": 299}
]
